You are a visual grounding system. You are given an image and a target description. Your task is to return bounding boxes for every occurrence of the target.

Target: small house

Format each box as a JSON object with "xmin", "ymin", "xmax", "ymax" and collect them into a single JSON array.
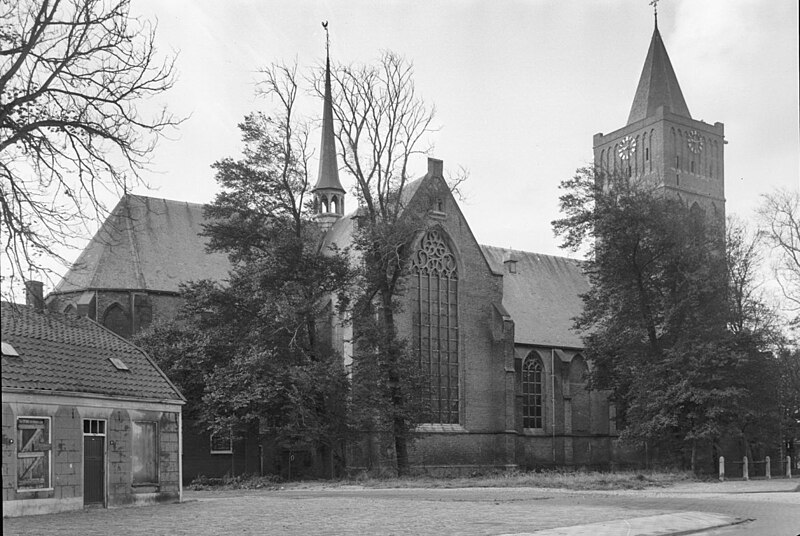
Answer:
[{"xmin": 1, "ymin": 285, "xmax": 185, "ymax": 517}]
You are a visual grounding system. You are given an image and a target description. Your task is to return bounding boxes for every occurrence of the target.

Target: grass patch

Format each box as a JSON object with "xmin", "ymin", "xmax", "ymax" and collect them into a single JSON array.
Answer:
[
  {"xmin": 188, "ymin": 469, "xmax": 696, "ymax": 492},
  {"xmin": 347, "ymin": 469, "xmax": 696, "ymax": 491}
]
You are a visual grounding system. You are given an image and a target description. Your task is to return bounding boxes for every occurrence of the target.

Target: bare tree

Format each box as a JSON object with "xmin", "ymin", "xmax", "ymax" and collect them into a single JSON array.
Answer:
[
  {"xmin": 759, "ymin": 189, "xmax": 800, "ymax": 323},
  {"xmin": 317, "ymin": 51, "xmax": 438, "ymax": 474},
  {"xmin": 0, "ymin": 0, "xmax": 179, "ymax": 294}
]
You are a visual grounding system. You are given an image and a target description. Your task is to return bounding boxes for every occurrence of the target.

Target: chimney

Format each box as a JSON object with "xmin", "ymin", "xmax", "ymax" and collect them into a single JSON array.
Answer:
[
  {"xmin": 25, "ymin": 281, "xmax": 45, "ymax": 312},
  {"xmin": 427, "ymin": 157, "xmax": 443, "ymax": 178}
]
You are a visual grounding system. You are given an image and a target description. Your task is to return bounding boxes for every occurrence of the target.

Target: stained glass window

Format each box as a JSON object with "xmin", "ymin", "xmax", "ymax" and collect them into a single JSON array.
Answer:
[{"xmin": 411, "ymin": 230, "xmax": 459, "ymax": 424}]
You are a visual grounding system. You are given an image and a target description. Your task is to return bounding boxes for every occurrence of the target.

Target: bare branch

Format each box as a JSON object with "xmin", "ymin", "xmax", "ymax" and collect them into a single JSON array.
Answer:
[{"xmin": 0, "ymin": 0, "xmax": 181, "ymax": 297}]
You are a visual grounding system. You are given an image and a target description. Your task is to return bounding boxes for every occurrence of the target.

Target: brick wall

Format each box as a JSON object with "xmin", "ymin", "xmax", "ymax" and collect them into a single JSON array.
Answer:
[
  {"xmin": 2, "ymin": 403, "xmax": 16, "ymax": 502},
  {"xmin": 2, "ymin": 398, "xmax": 181, "ymax": 516},
  {"xmin": 53, "ymin": 406, "xmax": 81, "ymax": 499},
  {"xmin": 47, "ymin": 291, "xmax": 185, "ymax": 339}
]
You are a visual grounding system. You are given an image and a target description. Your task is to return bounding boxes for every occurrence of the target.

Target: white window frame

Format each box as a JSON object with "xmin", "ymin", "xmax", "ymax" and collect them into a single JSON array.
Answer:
[
  {"xmin": 83, "ymin": 418, "xmax": 107, "ymax": 436},
  {"xmin": 16, "ymin": 416, "xmax": 53, "ymax": 492}
]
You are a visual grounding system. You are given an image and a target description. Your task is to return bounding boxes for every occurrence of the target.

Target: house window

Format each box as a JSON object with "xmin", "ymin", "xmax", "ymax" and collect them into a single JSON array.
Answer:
[
  {"xmin": 210, "ymin": 432, "xmax": 233, "ymax": 454},
  {"xmin": 132, "ymin": 421, "xmax": 158, "ymax": 484},
  {"xmin": 522, "ymin": 356, "xmax": 543, "ymax": 429},
  {"xmin": 17, "ymin": 417, "xmax": 51, "ymax": 490},
  {"xmin": 83, "ymin": 419, "xmax": 106, "ymax": 435},
  {"xmin": 412, "ymin": 230, "xmax": 459, "ymax": 424}
]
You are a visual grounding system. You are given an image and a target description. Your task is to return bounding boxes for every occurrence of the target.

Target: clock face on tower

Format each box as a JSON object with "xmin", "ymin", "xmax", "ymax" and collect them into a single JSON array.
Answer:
[
  {"xmin": 687, "ymin": 130, "xmax": 704, "ymax": 153},
  {"xmin": 618, "ymin": 135, "xmax": 637, "ymax": 160}
]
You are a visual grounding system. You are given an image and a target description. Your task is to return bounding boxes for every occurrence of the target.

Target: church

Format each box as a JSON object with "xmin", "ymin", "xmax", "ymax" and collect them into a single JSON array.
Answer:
[{"xmin": 47, "ymin": 16, "xmax": 725, "ymax": 477}]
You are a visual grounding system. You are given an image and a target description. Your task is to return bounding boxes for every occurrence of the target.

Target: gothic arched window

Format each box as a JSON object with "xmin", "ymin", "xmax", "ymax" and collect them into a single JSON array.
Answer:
[
  {"xmin": 522, "ymin": 354, "xmax": 543, "ymax": 429},
  {"xmin": 103, "ymin": 303, "xmax": 130, "ymax": 339},
  {"xmin": 411, "ymin": 230, "xmax": 459, "ymax": 424}
]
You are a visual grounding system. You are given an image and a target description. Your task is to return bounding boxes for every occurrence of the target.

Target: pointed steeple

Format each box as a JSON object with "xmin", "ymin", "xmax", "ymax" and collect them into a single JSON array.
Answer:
[
  {"xmin": 313, "ymin": 23, "xmax": 345, "ymax": 230},
  {"xmin": 626, "ymin": 21, "xmax": 691, "ymax": 125}
]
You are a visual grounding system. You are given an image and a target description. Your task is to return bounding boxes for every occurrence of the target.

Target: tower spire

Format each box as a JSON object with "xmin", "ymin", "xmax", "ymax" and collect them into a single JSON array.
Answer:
[
  {"xmin": 313, "ymin": 21, "xmax": 345, "ymax": 231},
  {"xmin": 626, "ymin": 6, "xmax": 691, "ymax": 125}
]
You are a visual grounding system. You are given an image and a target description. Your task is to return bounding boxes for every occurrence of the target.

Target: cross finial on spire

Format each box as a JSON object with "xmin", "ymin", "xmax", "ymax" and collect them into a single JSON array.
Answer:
[
  {"xmin": 649, "ymin": 0, "xmax": 659, "ymax": 27},
  {"xmin": 322, "ymin": 21, "xmax": 329, "ymax": 58}
]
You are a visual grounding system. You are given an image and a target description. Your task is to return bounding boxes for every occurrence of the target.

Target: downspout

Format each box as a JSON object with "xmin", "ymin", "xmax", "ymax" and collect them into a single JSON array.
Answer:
[
  {"xmin": 178, "ymin": 410, "xmax": 183, "ymax": 502},
  {"xmin": 552, "ymin": 348, "xmax": 556, "ymax": 464}
]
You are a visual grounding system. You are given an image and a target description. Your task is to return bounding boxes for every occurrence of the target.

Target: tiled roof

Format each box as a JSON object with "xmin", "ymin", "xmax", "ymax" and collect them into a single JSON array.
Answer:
[
  {"xmin": 53, "ymin": 194, "xmax": 231, "ymax": 294},
  {"xmin": 481, "ymin": 246, "xmax": 589, "ymax": 348},
  {"xmin": 627, "ymin": 25, "xmax": 691, "ymax": 125},
  {"xmin": 1, "ymin": 302, "xmax": 184, "ymax": 401}
]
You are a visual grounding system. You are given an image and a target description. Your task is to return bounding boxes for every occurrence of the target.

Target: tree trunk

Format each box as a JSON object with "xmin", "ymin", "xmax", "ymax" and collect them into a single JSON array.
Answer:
[
  {"xmin": 691, "ymin": 439, "xmax": 697, "ymax": 474},
  {"xmin": 380, "ymin": 287, "xmax": 410, "ymax": 475}
]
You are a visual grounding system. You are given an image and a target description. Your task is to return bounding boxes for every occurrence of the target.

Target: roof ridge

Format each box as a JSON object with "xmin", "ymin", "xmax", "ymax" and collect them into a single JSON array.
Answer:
[
  {"xmin": 480, "ymin": 244, "xmax": 581, "ymax": 263},
  {"xmin": 126, "ymin": 193, "xmax": 211, "ymax": 208}
]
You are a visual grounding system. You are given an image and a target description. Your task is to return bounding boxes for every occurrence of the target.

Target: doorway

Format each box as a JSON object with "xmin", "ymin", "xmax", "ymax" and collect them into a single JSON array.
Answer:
[{"xmin": 83, "ymin": 419, "xmax": 105, "ymax": 506}]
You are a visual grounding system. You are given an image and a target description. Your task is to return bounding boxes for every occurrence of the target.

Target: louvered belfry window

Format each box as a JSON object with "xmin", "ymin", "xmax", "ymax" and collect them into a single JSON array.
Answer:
[{"xmin": 411, "ymin": 230, "xmax": 459, "ymax": 424}]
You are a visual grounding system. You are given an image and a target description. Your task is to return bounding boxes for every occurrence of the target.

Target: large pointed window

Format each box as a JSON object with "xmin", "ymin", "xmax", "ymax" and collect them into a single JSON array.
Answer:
[
  {"xmin": 411, "ymin": 230, "xmax": 459, "ymax": 424},
  {"xmin": 522, "ymin": 354, "xmax": 544, "ymax": 429}
]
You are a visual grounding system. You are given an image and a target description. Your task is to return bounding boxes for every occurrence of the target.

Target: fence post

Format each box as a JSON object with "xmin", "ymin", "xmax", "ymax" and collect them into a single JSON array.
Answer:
[
  {"xmin": 788, "ymin": 456, "xmax": 793, "ymax": 479},
  {"xmin": 718, "ymin": 456, "xmax": 725, "ymax": 482},
  {"xmin": 765, "ymin": 456, "xmax": 771, "ymax": 479},
  {"xmin": 743, "ymin": 456, "xmax": 749, "ymax": 481}
]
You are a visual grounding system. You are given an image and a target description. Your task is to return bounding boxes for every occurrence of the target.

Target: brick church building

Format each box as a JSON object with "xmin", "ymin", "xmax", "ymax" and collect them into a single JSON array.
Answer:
[{"xmin": 47, "ymin": 17, "xmax": 724, "ymax": 477}]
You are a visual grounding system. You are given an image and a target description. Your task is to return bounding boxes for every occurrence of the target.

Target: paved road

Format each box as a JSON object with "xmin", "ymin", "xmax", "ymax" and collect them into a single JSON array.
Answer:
[{"xmin": 4, "ymin": 479, "xmax": 798, "ymax": 535}]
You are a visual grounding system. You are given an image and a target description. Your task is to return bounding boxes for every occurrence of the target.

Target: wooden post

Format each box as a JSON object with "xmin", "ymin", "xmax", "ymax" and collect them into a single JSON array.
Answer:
[
  {"xmin": 718, "ymin": 456, "xmax": 725, "ymax": 482},
  {"xmin": 743, "ymin": 456, "xmax": 749, "ymax": 481},
  {"xmin": 765, "ymin": 456, "xmax": 771, "ymax": 479},
  {"xmin": 788, "ymin": 456, "xmax": 793, "ymax": 478}
]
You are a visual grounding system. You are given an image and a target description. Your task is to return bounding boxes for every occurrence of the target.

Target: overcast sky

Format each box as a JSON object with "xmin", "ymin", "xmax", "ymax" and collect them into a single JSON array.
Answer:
[{"xmin": 124, "ymin": 0, "xmax": 798, "ymax": 258}]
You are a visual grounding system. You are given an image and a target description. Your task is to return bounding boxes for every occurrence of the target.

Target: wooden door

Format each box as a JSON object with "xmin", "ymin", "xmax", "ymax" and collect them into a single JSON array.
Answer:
[{"xmin": 84, "ymin": 436, "xmax": 104, "ymax": 505}]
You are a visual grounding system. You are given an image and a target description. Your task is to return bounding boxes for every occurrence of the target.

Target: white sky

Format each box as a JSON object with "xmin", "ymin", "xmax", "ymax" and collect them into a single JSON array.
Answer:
[{"xmin": 123, "ymin": 0, "xmax": 798, "ymax": 259}]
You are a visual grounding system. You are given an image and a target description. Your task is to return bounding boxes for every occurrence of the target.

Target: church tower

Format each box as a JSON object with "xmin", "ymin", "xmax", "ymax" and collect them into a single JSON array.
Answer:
[
  {"xmin": 313, "ymin": 23, "xmax": 345, "ymax": 232},
  {"xmin": 593, "ymin": 12, "xmax": 726, "ymax": 220}
]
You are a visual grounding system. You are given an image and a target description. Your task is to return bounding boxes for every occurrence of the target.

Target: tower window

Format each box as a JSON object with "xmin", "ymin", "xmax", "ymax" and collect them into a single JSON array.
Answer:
[
  {"xmin": 675, "ymin": 156, "xmax": 680, "ymax": 169},
  {"xmin": 691, "ymin": 161, "xmax": 695, "ymax": 173},
  {"xmin": 645, "ymin": 147, "xmax": 649, "ymax": 161}
]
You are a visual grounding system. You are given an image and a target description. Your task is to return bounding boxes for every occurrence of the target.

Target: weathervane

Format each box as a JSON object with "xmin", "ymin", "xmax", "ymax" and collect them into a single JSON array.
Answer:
[
  {"xmin": 322, "ymin": 21, "xmax": 329, "ymax": 57},
  {"xmin": 649, "ymin": 0, "xmax": 659, "ymax": 26}
]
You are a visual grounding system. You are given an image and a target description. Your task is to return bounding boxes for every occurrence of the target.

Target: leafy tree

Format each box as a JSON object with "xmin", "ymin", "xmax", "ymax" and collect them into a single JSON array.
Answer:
[
  {"xmin": 553, "ymin": 168, "xmax": 780, "ymax": 470},
  {"xmin": 136, "ymin": 63, "xmax": 353, "ymax": 470},
  {"xmin": 1, "ymin": 0, "xmax": 179, "ymax": 294}
]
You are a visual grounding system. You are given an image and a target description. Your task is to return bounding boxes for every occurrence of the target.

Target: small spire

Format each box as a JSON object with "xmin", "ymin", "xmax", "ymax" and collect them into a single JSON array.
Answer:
[{"xmin": 314, "ymin": 22, "xmax": 345, "ymax": 228}]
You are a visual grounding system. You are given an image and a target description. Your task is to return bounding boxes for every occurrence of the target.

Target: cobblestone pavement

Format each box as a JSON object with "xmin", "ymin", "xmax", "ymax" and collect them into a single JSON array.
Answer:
[{"xmin": 3, "ymin": 479, "xmax": 798, "ymax": 535}]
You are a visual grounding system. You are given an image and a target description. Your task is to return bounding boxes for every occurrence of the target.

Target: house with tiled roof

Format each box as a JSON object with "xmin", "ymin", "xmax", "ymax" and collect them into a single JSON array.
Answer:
[{"xmin": 1, "ymin": 286, "xmax": 184, "ymax": 517}]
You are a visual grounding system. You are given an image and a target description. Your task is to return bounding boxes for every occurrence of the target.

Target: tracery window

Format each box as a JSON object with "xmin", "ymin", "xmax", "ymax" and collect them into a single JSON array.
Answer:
[
  {"xmin": 522, "ymin": 355, "xmax": 543, "ymax": 429},
  {"xmin": 411, "ymin": 230, "xmax": 459, "ymax": 424}
]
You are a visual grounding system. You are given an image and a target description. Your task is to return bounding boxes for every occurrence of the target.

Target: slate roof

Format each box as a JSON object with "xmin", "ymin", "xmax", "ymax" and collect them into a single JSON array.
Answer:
[
  {"xmin": 627, "ymin": 24, "xmax": 691, "ymax": 125},
  {"xmin": 481, "ymin": 246, "xmax": 589, "ymax": 348},
  {"xmin": 1, "ymin": 302, "xmax": 184, "ymax": 402},
  {"xmin": 53, "ymin": 194, "xmax": 231, "ymax": 295}
]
